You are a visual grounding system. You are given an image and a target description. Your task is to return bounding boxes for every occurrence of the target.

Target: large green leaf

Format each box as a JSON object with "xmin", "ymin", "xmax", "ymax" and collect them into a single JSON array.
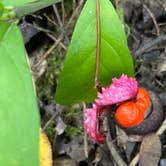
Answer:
[
  {"xmin": 0, "ymin": 3, "xmax": 4, "ymax": 17},
  {"xmin": 55, "ymin": 0, "xmax": 134, "ymax": 105},
  {"xmin": 0, "ymin": 22, "xmax": 40, "ymax": 165},
  {"xmin": 1, "ymin": 0, "xmax": 36, "ymax": 6}
]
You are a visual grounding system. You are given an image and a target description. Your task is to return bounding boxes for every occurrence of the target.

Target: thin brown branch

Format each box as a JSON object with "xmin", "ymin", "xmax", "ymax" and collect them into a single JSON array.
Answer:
[
  {"xmin": 95, "ymin": 0, "xmax": 101, "ymax": 89},
  {"xmin": 72, "ymin": 0, "xmax": 77, "ymax": 12},
  {"xmin": 53, "ymin": 4, "xmax": 70, "ymax": 44},
  {"xmin": 47, "ymin": 33, "xmax": 67, "ymax": 50},
  {"xmin": 61, "ymin": 0, "xmax": 65, "ymax": 24},
  {"xmin": 143, "ymin": 4, "xmax": 160, "ymax": 36},
  {"xmin": 65, "ymin": 0, "xmax": 84, "ymax": 29},
  {"xmin": 31, "ymin": 1, "xmax": 84, "ymax": 71},
  {"xmin": 32, "ymin": 35, "xmax": 63, "ymax": 70},
  {"xmin": 42, "ymin": 110, "xmax": 60, "ymax": 131},
  {"xmin": 104, "ymin": 117, "xmax": 128, "ymax": 166},
  {"xmin": 83, "ymin": 102, "xmax": 89, "ymax": 158}
]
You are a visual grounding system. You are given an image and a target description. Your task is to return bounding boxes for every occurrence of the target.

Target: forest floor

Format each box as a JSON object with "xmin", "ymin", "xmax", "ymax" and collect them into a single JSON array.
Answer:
[{"xmin": 22, "ymin": 0, "xmax": 166, "ymax": 165}]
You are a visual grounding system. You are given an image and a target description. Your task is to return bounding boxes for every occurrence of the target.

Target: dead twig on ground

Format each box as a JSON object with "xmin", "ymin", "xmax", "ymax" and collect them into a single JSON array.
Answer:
[
  {"xmin": 25, "ymin": 23, "xmax": 55, "ymax": 34},
  {"xmin": 157, "ymin": 118, "xmax": 166, "ymax": 135},
  {"xmin": 134, "ymin": 35, "xmax": 166, "ymax": 58},
  {"xmin": 53, "ymin": 4, "xmax": 70, "ymax": 44},
  {"xmin": 32, "ymin": 0, "xmax": 84, "ymax": 75},
  {"xmin": 104, "ymin": 117, "xmax": 128, "ymax": 166},
  {"xmin": 32, "ymin": 34, "xmax": 63, "ymax": 70},
  {"xmin": 72, "ymin": 0, "xmax": 77, "ymax": 12},
  {"xmin": 61, "ymin": 0, "xmax": 65, "ymax": 24},
  {"xmin": 32, "ymin": 0, "xmax": 83, "ymax": 71},
  {"xmin": 83, "ymin": 102, "xmax": 89, "ymax": 158},
  {"xmin": 44, "ymin": 13, "xmax": 58, "ymax": 27},
  {"xmin": 47, "ymin": 33, "xmax": 67, "ymax": 50},
  {"xmin": 65, "ymin": 0, "xmax": 84, "ymax": 29},
  {"xmin": 143, "ymin": 4, "xmax": 160, "ymax": 36},
  {"xmin": 129, "ymin": 118, "xmax": 166, "ymax": 166},
  {"xmin": 42, "ymin": 110, "xmax": 61, "ymax": 131}
]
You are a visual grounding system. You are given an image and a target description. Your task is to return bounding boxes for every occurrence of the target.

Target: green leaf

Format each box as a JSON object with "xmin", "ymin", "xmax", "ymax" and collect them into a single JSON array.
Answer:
[
  {"xmin": 1, "ymin": 0, "xmax": 36, "ymax": 6},
  {"xmin": 14, "ymin": 0, "xmax": 62, "ymax": 19},
  {"xmin": 0, "ymin": 0, "xmax": 62, "ymax": 21},
  {"xmin": 0, "ymin": 22, "xmax": 10, "ymax": 41},
  {"xmin": 0, "ymin": 3, "xmax": 4, "ymax": 17},
  {"xmin": 0, "ymin": 22, "xmax": 40, "ymax": 165},
  {"xmin": 55, "ymin": 0, "xmax": 134, "ymax": 105}
]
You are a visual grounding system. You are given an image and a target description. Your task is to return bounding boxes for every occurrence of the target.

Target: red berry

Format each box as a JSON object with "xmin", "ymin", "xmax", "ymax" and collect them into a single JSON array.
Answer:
[
  {"xmin": 136, "ymin": 88, "xmax": 150, "ymax": 112},
  {"xmin": 115, "ymin": 88, "xmax": 151, "ymax": 128},
  {"xmin": 115, "ymin": 101, "xmax": 144, "ymax": 127}
]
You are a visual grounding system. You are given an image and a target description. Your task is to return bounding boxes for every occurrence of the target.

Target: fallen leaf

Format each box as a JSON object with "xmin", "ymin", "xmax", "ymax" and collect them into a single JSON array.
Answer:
[
  {"xmin": 66, "ymin": 136, "xmax": 86, "ymax": 162},
  {"xmin": 54, "ymin": 156, "xmax": 77, "ymax": 166},
  {"xmin": 40, "ymin": 131, "xmax": 52, "ymax": 166},
  {"xmin": 55, "ymin": 116, "xmax": 67, "ymax": 135},
  {"xmin": 139, "ymin": 133, "xmax": 161, "ymax": 166}
]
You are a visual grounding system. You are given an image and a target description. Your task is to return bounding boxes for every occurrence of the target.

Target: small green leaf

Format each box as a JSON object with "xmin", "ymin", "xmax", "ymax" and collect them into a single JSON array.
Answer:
[
  {"xmin": 0, "ymin": 22, "xmax": 40, "ymax": 165},
  {"xmin": 55, "ymin": 0, "xmax": 134, "ymax": 105}
]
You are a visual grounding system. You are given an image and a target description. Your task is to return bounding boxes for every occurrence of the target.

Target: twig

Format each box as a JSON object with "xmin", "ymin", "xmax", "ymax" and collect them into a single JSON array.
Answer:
[
  {"xmin": 84, "ymin": 132, "xmax": 89, "ymax": 158},
  {"xmin": 25, "ymin": 22, "xmax": 55, "ymax": 34},
  {"xmin": 143, "ymin": 4, "xmax": 160, "ymax": 36},
  {"xmin": 47, "ymin": 33, "xmax": 67, "ymax": 50},
  {"xmin": 129, "ymin": 118, "xmax": 166, "ymax": 166},
  {"xmin": 134, "ymin": 35, "xmax": 166, "ymax": 58},
  {"xmin": 61, "ymin": 0, "xmax": 65, "ymax": 24},
  {"xmin": 65, "ymin": 0, "xmax": 84, "ymax": 30},
  {"xmin": 42, "ymin": 110, "xmax": 60, "ymax": 131},
  {"xmin": 72, "ymin": 0, "xmax": 77, "ymax": 12},
  {"xmin": 53, "ymin": 4, "xmax": 70, "ymax": 44},
  {"xmin": 31, "ymin": 0, "xmax": 84, "ymax": 71},
  {"xmin": 105, "ymin": 117, "xmax": 128, "ymax": 166},
  {"xmin": 95, "ymin": 0, "xmax": 101, "ymax": 89},
  {"xmin": 157, "ymin": 118, "xmax": 166, "ymax": 135},
  {"xmin": 44, "ymin": 13, "xmax": 58, "ymax": 27},
  {"xmin": 83, "ymin": 102, "xmax": 89, "ymax": 158},
  {"xmin": 129, "ymin": 154, "xmax": 139, "ymax": 166},
  {"xmin": 32, "ymin": 35, "xmax": 63, "ymax": 70}
]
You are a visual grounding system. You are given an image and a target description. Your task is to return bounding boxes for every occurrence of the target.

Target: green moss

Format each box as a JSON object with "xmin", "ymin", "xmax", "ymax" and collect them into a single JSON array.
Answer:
[{"xmin": 36, "ymin": 47, "xmax": 65, "ymax": 103}]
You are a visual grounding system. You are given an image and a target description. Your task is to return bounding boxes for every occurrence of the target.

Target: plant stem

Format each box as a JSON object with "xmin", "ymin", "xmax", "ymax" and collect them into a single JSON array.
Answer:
[
  {"xmin": 95, "ymin": 0, "xmax": 101, "ymax": 90},
  {"xmin": 14, "ymin": 0, "xmax": 62, "ymax": 19}
]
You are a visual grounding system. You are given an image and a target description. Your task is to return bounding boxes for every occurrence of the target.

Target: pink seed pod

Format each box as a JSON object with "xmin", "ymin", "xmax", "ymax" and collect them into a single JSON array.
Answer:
[
  {"xmin": 84, "ymin": 104, "xmax": 105, "ymax": 143},
  {"xmin": 96, "ymin": 74, "xmax": 138, "ymax": 106}
]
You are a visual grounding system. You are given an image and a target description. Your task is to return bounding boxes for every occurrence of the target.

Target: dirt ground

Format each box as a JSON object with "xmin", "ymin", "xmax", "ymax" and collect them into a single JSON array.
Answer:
[{"xmin": 22, "ymin": 0, "xmax": 166, "ymax": 165}]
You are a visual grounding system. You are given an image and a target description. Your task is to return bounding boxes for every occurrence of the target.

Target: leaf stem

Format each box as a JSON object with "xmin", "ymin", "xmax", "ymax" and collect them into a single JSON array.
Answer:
[{"xmin": 95, "ymin": 0, "xmax": 101, "ymax": 91}]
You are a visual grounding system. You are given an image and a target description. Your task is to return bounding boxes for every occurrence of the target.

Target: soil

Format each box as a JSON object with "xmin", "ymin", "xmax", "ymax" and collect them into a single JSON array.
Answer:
[{"xmin": 22, "ymin": 0, "xmax": 166, "ymax": 165}]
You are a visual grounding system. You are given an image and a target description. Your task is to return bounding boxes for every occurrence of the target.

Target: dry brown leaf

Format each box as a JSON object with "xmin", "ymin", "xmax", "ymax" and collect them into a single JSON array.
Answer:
[
  {"xmin": 40, "ymin": 131, "xmax": 53, "ymax": 166},
  {"xmin": 139, "ymin": 133, "xmax": 161, "ymax": 166},
  {"xmin": 55, "ymin": 116, "xmax": 67, "ymax": 135},
  {"xmin": 54, "ymin": 156, "xmax": 77, "ymax": 166}
]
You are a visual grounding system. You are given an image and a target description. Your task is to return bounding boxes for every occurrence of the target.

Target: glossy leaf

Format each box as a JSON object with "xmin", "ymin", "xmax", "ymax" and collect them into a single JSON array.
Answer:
[
  {"xmin": 0, "ymin": 21, "xmax": 10, "ymax": 41},
  {"xmin": 55, "ymin": 0, "xmax": 134, "ymax": 105},
  {"xmin": 1, "ymin": 0, "xmax": 36, "ymax": 6},
  {"xmin": 0, "ymin": 22, "xmax": 40, "ymax": 165},
  {"xmin": 0, "ymin": 3, "xmax": 4, "ymax": 17}
]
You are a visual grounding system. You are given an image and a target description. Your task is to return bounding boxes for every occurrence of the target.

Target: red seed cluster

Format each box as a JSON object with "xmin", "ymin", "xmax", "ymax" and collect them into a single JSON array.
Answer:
[{"xmin": 115, "ymin": 88, "xmax": 150, "ymax": 128}]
